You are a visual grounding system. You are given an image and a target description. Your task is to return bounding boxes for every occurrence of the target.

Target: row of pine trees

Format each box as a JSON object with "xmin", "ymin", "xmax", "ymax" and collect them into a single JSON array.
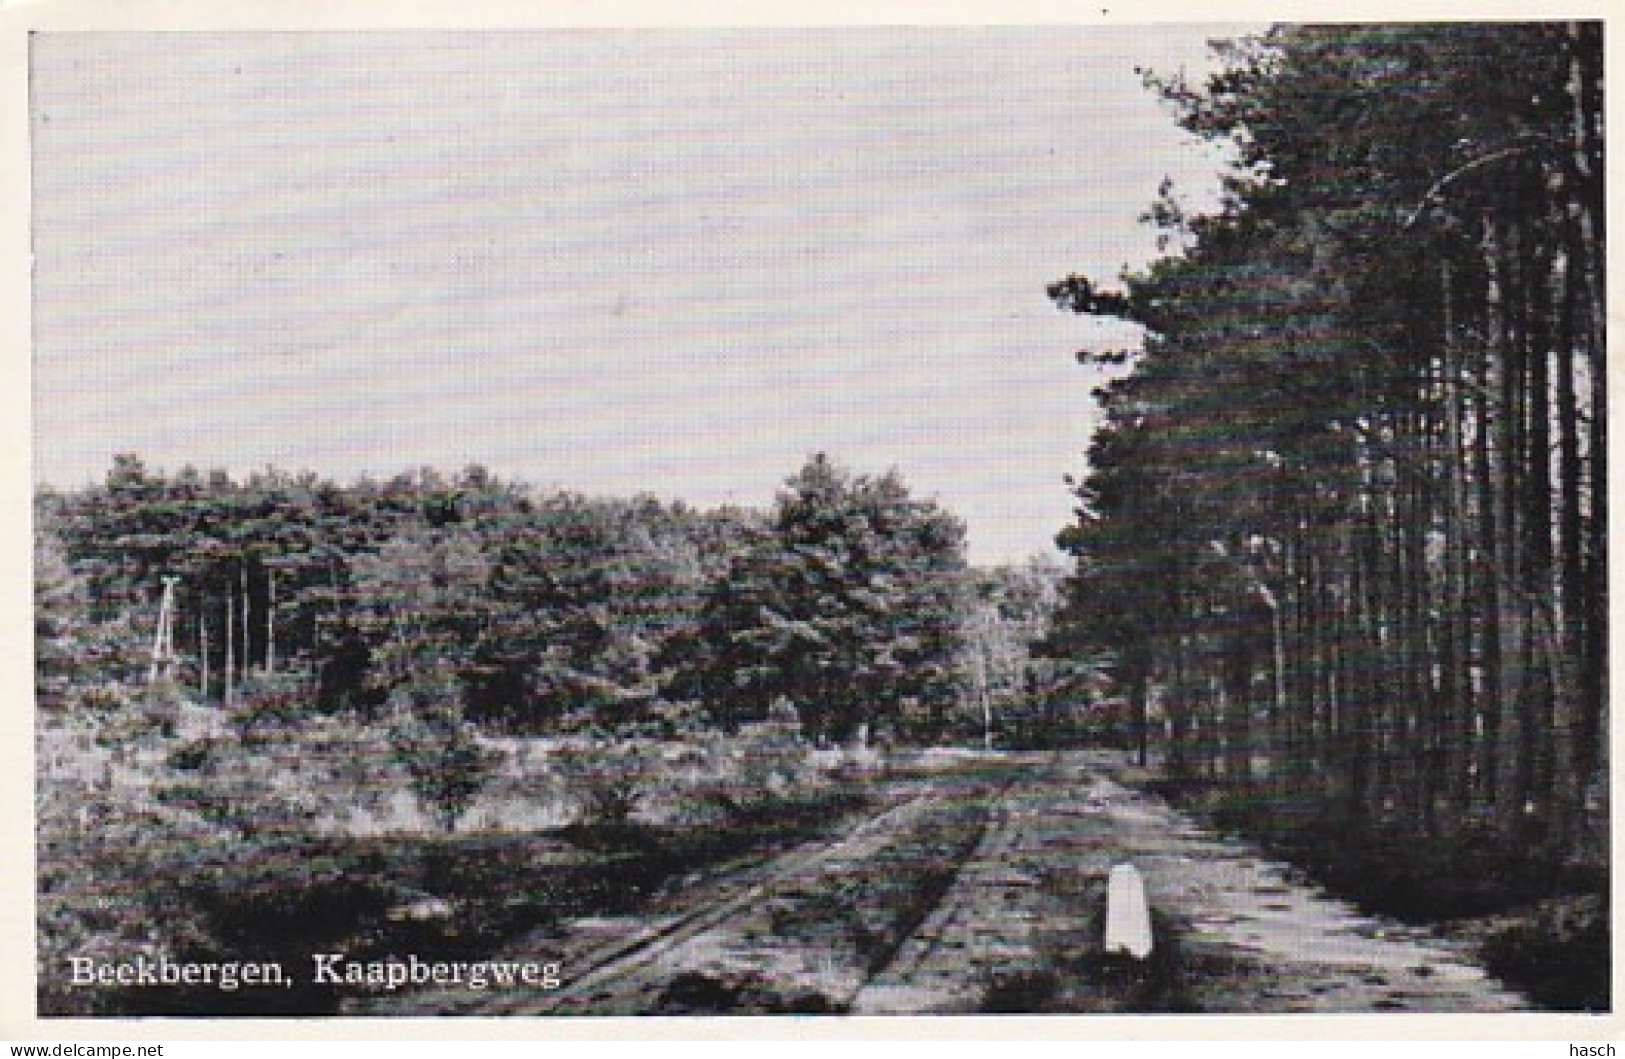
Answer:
[{"xmin": 1050, "ymin": 24, "xmax": 1606, "ymax": 854}]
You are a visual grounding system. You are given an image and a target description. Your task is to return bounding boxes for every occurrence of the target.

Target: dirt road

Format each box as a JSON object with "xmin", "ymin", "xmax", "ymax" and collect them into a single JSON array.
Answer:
[{"xmin": 351, "ymin": 751, "xmax": 1530, "ymax": 1016}]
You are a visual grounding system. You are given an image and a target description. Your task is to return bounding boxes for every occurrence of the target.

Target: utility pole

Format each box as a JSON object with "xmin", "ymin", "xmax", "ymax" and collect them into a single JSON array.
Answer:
[{"xmin": 147, "ymin": 575, "xmax": 180, "ymax": 687}]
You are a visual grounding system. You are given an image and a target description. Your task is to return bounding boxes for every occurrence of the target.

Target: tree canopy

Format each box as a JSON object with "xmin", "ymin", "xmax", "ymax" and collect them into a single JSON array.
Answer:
[
  {"xmin": 40, "ymin": 452, "xmax": 984, "ymax": 746},
  {"xmin": 680, "ymin": 454, "xmax": 970, "ymax": 743}
]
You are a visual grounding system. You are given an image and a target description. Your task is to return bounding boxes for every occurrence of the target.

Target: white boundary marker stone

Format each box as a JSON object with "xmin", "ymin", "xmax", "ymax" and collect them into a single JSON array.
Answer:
[{"xmin": 1105, "ymin": 862, "xmax": 1153, "ymax": 959}]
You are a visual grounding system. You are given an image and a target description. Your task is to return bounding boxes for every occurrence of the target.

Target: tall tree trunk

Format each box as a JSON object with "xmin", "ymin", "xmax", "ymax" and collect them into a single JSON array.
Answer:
[
  {"xmin": 1345, "ymin": 495, "xmax": 1378, "ymax": 815},
  {"xmin": 1553, "ymin": 241, "xmax": 1587, "ymax": 847},
  {"xmin": 224, "ymin": 587, "xmax": 235, "ymax": 707},
  {"xmin": 1441, "ymin": 261, "xmax": 1477, "ymax": 819},
  {"xmin": 1473, "ymin": 224, "xmax": 1505, "ymax": 811},
  {"xmin": 200, "ymin": 608, "xmax": 210, "ymax": 702},
  {"xmin": 1402, "ymin": 407, "xmax": 1434, "ymax": 832},
  {"xmin": 1493, "ymin": 220, "xmax": 1533, "ymax": 831},
  {"xmin": 240, "ymin": 563, "xmax": 252, "ymax": 680},
  {"xmin": 1525, "ymin": 234, "xmax": 1559, "ymax": 830},
  {"xmin": 1568, "ymin": 20, "xmax": 1607, "ymax": 847},
  {"xmin": 265, "ymin": 566, "xmax": 276, "ymax": 676}
]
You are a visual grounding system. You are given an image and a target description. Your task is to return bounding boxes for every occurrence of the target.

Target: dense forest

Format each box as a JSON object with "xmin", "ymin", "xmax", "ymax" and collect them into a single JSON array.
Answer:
[
  {"xmin": 1048, "ymin": 23, "xmax": 1606, "ymax": 872},
  {"xmin": 37, "ymin": 453, "xmax": 1077, "ymax": 747}
]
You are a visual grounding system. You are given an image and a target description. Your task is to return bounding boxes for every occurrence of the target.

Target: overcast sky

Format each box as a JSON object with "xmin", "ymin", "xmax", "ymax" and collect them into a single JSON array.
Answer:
[{"xmin": 31, "ymin": 27, "xmax": 1248, "ymax": 563}]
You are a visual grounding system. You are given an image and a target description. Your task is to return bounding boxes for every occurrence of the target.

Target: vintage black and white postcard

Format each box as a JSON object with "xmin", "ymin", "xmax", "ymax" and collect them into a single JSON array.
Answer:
[{"xmin": 6, "ymin": 0, "xmax": 1615, "ymax": 1040}]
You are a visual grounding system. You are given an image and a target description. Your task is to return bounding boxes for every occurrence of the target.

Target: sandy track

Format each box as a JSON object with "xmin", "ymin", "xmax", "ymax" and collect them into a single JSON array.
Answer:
[
  {"xmin": 1069, "ymin": 757, "xmax": 1530, "ymax": 1012},
  {"xmin": 352, "ymin": 751, "xmax": 1532, "ymax": 1016}
]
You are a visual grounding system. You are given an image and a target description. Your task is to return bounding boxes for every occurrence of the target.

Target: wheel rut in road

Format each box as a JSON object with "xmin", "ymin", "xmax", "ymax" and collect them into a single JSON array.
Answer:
[
  {"xmin": 851, "ymin": 763, "xmax": 1102, "ymax": 1014},
  {"xmin": 522, "ymin": 776, "xmax": 993, "ymax": 1016},
  {"xmin": 351, "ymin": 763, "xmax": 1012, "ymax": 1016}
]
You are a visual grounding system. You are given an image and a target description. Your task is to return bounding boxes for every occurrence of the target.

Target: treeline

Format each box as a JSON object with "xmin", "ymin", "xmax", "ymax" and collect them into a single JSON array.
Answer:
[
  {"xmin": 37, "ymin": 452, "xmax": 1040, "ymax": 744},
  {"xmin": 1050, "ymin": 24, "xmax": 1605, "ymax": 854}
]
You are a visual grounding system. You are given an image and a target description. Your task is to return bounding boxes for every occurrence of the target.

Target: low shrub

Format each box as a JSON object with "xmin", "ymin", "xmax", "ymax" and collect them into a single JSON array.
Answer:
[
  {"xmin": 387, "ymin": 676, "xmax": 502, "ymax": 834},
  {"xmin": 655, "ymin": 968, "xmax": 843, "ymax": 1014},
  {"xmin": 550, "ymin": 734, "xmax": 662, "ymax": 825},
  {"xmin": 228, "ymin": 675, "xmax": 310, "ymax": 748},
  {"xmin": 1480, "ymin": 895, "xmax": 1610, "ymax": 1012}
]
